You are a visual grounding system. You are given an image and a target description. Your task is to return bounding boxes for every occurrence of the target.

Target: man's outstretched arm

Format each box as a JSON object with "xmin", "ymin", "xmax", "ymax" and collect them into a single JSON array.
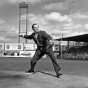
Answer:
[{"xmin": 19, "ymin": 34, "xmax": 33, "ymax": 39}]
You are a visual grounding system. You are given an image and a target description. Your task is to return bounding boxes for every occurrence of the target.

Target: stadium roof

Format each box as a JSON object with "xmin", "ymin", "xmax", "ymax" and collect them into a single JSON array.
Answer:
[{"xmin": 55, "ymin": 34, "xmax": 88, "ymax": 42}]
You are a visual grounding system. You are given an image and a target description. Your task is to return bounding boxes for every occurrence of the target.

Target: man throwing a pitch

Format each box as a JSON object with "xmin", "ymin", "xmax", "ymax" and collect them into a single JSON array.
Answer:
[{"xmin": 19, "ymin": 23, "xmax": 62, "ymax": 78}]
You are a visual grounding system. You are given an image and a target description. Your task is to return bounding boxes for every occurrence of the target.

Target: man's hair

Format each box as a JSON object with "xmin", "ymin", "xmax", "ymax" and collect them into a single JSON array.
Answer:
[{"xmin": 32, "ymin": 23, "xmax": 39, "ymax": 29}]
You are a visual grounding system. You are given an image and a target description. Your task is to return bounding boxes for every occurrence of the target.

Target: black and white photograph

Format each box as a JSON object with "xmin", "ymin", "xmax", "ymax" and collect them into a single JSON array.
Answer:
[{"xmin": 0, "ymin": 0, "xmax": 88, "ymax": 88}]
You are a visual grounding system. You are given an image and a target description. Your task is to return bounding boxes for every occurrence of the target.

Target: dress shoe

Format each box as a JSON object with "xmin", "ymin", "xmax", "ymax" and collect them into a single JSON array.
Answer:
[
  {"xmin": 56, "ymin": 73, "xmax": 62, "ymax": 78},
  {"xmin": 26, "ymin": 69, "xmax": 34, "ymax": 73}
]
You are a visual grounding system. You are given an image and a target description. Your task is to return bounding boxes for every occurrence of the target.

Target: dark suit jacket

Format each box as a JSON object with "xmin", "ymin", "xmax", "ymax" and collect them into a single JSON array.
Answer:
[{"xmin": 23, "ymin": 30, "xmax": 53, "ymax": 49}]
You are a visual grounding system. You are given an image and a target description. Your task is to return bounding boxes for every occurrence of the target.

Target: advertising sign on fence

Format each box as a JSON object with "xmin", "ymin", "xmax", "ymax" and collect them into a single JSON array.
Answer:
[
  {"xmin": 0, "ymin": 43, "xmax": 4, "ymax": 50},
  {"xmin": 3, "ymin": 50, "xmax": 20, "ymax": 57},
  {"xmin": 5, "ymin": 43, "xmax": 23, "ymax": 50},
  {"xmin": 20, "ymin": 50, "xmax": 35, "ymax": 57},
  {"xmin": 24, "ymin": 44, "xmax": 35, "ymax": 50}
]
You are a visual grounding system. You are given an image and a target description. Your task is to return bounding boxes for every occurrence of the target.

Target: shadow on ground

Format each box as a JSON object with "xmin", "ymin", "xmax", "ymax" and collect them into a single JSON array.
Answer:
[{"xmin": 0, "ymin": 71, "xmax": 88, "ymax": 88}]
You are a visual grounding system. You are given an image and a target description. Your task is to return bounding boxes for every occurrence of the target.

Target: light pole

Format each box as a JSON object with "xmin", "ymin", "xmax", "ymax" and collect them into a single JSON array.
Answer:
[
  {"xmin": 60, "ymin": 33, "xmax": 63, "ymax": 60},
  {"xmin": 19, "ymin": 2, "xmax": 29, "ymax": 43}
]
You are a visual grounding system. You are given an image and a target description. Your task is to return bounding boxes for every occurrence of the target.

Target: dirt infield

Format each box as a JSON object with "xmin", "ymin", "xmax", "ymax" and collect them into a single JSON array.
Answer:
[{"xmin": 0, "ymin": 71, "xmax": 88, "ymax": 88}]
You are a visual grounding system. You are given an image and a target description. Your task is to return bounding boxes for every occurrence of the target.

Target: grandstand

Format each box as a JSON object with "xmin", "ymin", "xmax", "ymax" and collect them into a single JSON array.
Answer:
[{"xmin": 55, "ymin": 34, "xmax": 88, "ymax": 60}]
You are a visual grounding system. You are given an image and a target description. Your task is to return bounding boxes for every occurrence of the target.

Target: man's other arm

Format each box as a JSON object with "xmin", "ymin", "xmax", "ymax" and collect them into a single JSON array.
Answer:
[{"xmin": 42, "ymin": 31, "xmax": 54, "ymax": 49}]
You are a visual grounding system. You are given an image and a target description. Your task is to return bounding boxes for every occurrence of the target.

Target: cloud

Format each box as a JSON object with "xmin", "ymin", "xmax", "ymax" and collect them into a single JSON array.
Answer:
[
  {"xmin": 82, "ymin": 23, "xmax": 88, "ymax": 34},
  {"xmin": 0, "ymin": 24, "xmax": 18, "ymax": 34},
  {"xmin": 62, "ymin": 23, "xmax": 88, "ymax": 36},
  {"xmin": 51, "ymin": 29, "xmax": 70, "ymax": 35},
  {"xmin": 21, "ymin": 13, "xmax": 48, "ymax": 27},
  {"xmin": 21, "ymin": 12, "xmax": 72, "ymax": 27},
  {"xmin": 45, "ymin": 12, "xmax": 72, "ymax": 22},
  {"xmin": 69, "ymin": 13, "xmax": 88, "ymax": 19},
  {"xmin": 5, "ymin": 0, "xmax": 48, "ymax": 4},
  {"xmin": 50, "ymin": 29, "xmax": 71, "ymax": 39},
  {"xmin": 43, "ymin": 0, "xmax": 76, "ymax": 11},
  {"xmin": 63, "ymin": 23, "xmax": 82, "ymax": 30},
  {"xmin": 0, "ymin": 37, "xmax": 11, "ymax": 43},
  {"xmin": 21, "ymin": 12, "xmax": 72, "ymax": 24},
  {"xmin": 28, "ymin": 14, "xmax": 48, "ymax": 25},
  {"xmin": 44, "ymin": 2, "xmax": 68, "ymax": 11},
  {"xmin": 83, "ymin": 23, "xmax": 88, "ymax": 29},
  {"xmin": 6, "ymin": 26, "xmax": 18, "ymax": 39},
  {"xmin": 50, "ymin": 22, "xmax": 84, "ymax": 39},
  {"xmin": 0, "ymin": 37, "xmax": 6, "ymax": 41},
  {"xmin": 0, "ymin": 18, "xmax": 19, "ymax": 42}
]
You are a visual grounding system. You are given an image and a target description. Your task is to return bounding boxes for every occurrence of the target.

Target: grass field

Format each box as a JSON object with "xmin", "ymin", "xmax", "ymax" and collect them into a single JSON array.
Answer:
[{"xmin": 0, "ymin": 57, "xmax": 88, "ymax": 77}]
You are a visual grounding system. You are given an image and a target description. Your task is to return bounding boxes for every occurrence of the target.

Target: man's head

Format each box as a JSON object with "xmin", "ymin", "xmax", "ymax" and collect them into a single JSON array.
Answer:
[{"xmin": 32, "ymin": 23, "xmax": 39, "ymax": 33}]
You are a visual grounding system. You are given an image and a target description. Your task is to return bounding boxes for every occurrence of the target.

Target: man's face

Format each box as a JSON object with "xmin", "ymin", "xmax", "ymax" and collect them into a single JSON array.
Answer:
[{"xmin": 32, "ymin": 24, "xmax": 39, "ymax": 33}]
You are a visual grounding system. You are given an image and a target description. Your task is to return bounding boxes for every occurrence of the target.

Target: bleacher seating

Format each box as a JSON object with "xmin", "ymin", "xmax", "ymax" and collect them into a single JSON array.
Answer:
[{"xmin": 60, "ymin": 45, "xmax": 88, "ymax": 60}]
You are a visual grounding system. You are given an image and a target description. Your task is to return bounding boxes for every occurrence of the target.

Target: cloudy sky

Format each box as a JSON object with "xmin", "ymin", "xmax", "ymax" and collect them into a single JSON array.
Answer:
[{"xmin": 0, "ymin": 0, "xmax": 88, "ymax": 43}]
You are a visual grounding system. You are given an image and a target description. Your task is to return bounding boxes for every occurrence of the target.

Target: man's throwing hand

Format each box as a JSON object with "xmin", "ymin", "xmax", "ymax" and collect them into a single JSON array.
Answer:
[
  {"xmin": 49, "ymin": 40, "xmax": 54, "ymax": 45},
  {"xmin": 19, "ymin": 34, "xmax": 24, "ymax": 37}
]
